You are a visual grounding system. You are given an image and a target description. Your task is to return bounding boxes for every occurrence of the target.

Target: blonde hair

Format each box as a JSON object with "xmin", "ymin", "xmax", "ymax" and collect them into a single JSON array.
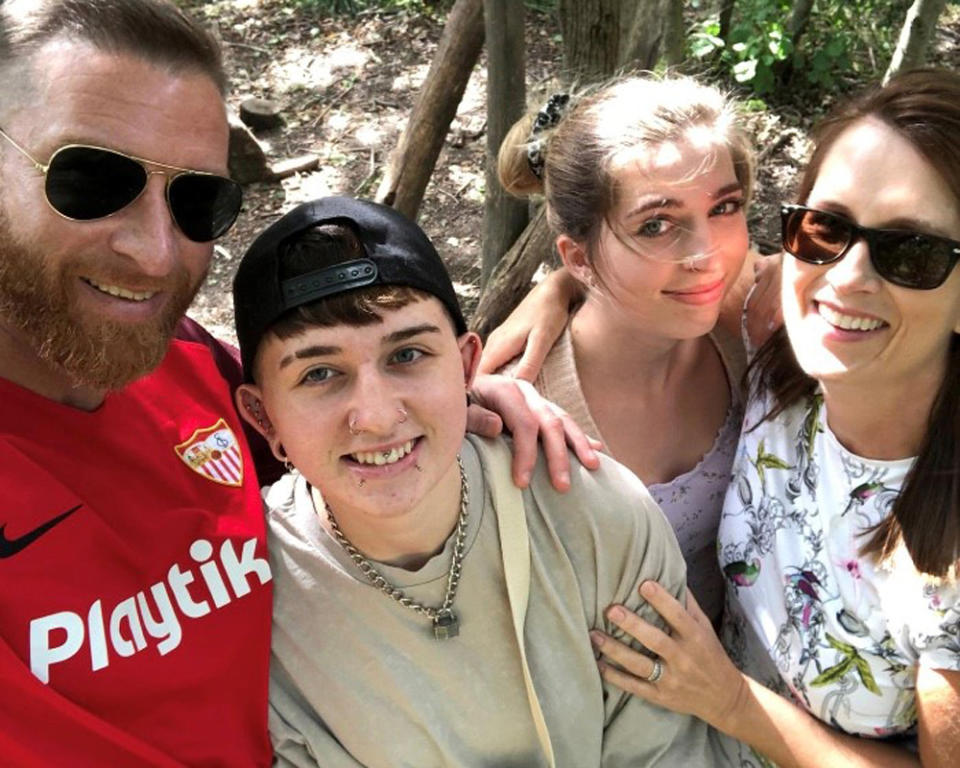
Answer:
[{"xmin": 498, "ymin": 75, "xmax": 755, "ymax": 251}]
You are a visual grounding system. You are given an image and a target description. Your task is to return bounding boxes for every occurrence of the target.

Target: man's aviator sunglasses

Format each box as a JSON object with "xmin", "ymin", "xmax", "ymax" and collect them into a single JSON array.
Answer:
[
  {"xmin": 781, "ymin": 204, "xmax": 960, "ymax": 291},
  {"xmin": 0, "ymin": 127, "xmax": 242, "ymax": 243}
]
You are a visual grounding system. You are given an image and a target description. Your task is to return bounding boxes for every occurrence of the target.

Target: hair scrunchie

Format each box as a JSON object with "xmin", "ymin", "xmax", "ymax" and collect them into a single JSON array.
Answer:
[{"xmin": 526, "ymin": 92, "xmax": 570, "ymax": 180}]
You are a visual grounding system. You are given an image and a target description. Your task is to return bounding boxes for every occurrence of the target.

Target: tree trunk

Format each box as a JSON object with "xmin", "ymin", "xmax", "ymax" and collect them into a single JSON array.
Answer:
[
  {"xmin": 482, "ymin": 0, "xmax": 528, "ymax": 288},
  {"xmin": 470, "ymin": 207, "xmax": 555, "ymax": 338},
  {"xmin": 557, "ymin": 0, "xmax": 624, "ymax": 82},
  {"xmin": 786, "ymin": 0, "xmax": 815, "ymax": 45},
  {"xmin": 718, "ymin": 0, "xmax": 736, "ymax": 43},
  {"xmin": 619, "ymin": 0, "xmax": 680, "ymax": 73},
  {"xmin": 661, "ymin": 0, "xmax": 685, "ymax": 68},
  {"xmin": 374, "ymin": 0, "xmax": 485, "ymax": 219},
  {"xmin": 773, "ymin": 0, "xmax": 814, "ymax": 83},
  {"xmin": 884, "ymin": 0, "xmax": 947, "ymax": 83}
]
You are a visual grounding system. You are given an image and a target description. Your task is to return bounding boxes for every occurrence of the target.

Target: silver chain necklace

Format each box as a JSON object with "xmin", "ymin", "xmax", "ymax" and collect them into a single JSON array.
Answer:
[{"xmin": 324, "ymin": 454, "xmax": 469, "ymax": 640}]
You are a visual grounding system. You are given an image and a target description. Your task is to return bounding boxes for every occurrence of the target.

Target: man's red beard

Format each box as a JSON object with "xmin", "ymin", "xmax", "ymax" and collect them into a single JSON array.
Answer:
[{"xmin": 0, "ymin": 217, "xmax": 206, "ymax": 392}]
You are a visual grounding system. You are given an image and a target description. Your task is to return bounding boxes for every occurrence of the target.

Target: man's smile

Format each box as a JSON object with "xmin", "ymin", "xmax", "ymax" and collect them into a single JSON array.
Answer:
[{"xmin": 82, "ymin": 277, "xmax": 158, "ymax": 302}]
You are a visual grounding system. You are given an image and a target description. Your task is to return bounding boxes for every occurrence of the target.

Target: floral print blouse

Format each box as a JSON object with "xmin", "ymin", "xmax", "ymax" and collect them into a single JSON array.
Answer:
[{"xmin": 717, "ymin": 389, "xmax": 960, "ymax": 759}]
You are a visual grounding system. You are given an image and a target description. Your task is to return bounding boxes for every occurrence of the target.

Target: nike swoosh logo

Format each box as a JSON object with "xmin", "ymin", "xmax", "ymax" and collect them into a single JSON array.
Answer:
[{"xmin": 0, "ymin": 505, "xmax": 82, "ymax": 558}]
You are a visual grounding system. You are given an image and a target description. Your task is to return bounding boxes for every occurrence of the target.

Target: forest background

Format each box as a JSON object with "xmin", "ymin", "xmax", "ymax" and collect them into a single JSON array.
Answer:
[{"xmin": 180, "ymin": 0, "xmax": 960, "ymax": 344}]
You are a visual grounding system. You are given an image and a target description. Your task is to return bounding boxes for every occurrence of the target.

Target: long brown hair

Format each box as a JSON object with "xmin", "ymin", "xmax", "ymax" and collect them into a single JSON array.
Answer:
[{"xmin": 749, "ymin": 69, "xmax": 960, "ymax": 577}]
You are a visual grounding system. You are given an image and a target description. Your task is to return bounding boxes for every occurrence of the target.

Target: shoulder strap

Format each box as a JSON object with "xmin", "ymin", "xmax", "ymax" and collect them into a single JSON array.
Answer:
[
  {"xmin": 483, "ymin": 439, "xmax": 557, "ymax": 768},
  {"xmin": 709, "ymin": 323, "xmax": 748, "ymax": 406}
]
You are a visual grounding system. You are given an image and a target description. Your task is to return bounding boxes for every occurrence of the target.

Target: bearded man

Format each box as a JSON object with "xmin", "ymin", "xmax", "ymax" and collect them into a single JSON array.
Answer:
[
  {"xmin": 0, "ymin": 1, "xmax": 275, "ymax": 765},
  {"xmin": 0, "ymin": 2, "xmax": 596, "ymax": 765}
]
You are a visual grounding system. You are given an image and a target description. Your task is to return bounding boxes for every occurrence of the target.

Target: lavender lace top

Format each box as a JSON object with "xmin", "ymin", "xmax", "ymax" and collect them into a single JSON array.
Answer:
[{"xmin": 518, "ymin": 325, "xmax": 745, "ymax": 623}]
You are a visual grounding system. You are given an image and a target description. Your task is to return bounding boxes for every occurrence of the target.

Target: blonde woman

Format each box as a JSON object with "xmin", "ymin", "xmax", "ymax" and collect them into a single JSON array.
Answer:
[{"xmin": 491, "ymin": 75, "xmax": 758, "ymax": 624}]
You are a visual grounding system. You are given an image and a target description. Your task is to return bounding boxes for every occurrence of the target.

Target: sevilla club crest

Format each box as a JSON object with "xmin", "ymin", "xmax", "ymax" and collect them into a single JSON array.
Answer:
[{"xmin": 175, "ymin": 418, "xmax": 244, "ymax": 487}]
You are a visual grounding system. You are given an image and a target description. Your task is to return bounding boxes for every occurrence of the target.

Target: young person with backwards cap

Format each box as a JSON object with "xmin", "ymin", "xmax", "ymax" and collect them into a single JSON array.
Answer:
[
  {"xmin": 0, "ymin": 1, "xmax": 599, "ymax": 764},
  {"xmin": 233, "ymin": 196, "xmax": 735, "ymax": 767}
]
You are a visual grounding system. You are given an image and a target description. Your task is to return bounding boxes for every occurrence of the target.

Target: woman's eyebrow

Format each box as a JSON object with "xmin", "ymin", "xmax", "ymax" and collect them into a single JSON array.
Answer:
[
  {"xmin": 713, "ymin": 182, "xmax": 744, "ymax": 198},
  {"xmin": 624, "ymin": 197, "xmax": 678, "ymax": 218},
  {"xmin": 624, "ymin": 183, "xmax": 744, "ymax": 219}
]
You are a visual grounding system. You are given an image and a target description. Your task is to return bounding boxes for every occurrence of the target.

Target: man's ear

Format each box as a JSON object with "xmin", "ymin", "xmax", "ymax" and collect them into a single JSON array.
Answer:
[
  {"xmin": 555, "ymin": 234, "xmax": 595, "ymax": 288},
  {"xmin": 457, "ymin": 331, "xmax": 483, "ymax": 390}
]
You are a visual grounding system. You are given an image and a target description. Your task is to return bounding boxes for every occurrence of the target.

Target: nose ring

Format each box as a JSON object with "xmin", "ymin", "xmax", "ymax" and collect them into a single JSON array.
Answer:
[{"xmin": 348, "ymin": 408, "xmax": 407, "ymax": 435}]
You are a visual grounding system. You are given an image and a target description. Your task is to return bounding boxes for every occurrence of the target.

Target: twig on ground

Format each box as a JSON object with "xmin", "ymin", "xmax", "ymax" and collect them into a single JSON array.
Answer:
[
  {"xmin": 222, "ymin": 40, "xmax": 271, "ymax": 56},
  {"xmin": 308, "ymin": 81, "xmax": 357, "ymax": 127},
  {"xmin": 435, "ymin": 187, "xmax": 459, "ymax": 204},
  {"xmin": 757, "ymin": 131, "xmax": 795, "ymax": 164},
  {"xmin": 353, "ymin": 148, "xmax": 379, "ymax": 195}
]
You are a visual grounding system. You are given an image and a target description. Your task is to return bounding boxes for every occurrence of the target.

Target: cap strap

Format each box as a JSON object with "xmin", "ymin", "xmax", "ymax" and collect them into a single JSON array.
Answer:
[{"xmin": 280, "ymin": 258, "xmax": 378, "ymax": 308}]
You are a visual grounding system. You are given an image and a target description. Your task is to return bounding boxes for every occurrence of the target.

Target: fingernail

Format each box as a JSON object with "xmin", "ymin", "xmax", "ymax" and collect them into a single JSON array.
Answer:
[
  {"xmin": 559, "ymin": 471, "xmax": 569, "ymax": 486},
  {"xmin": 596, "ymin": 659, "xmax": 606, "ymax": 673},
  {"xmin": 640, "ymin": 581, "xmax": 656, "ymax": 598},
  {"xmin": 589, "ymin": 630, "xmax": 604, "ymax": 648},
  {"xmin": 607, "ymin": 605, "xmax": 625, "ymax": 622}
]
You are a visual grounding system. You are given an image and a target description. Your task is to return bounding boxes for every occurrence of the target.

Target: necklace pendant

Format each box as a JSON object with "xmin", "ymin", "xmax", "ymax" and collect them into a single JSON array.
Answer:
[{"xmin": 433, "ymin": 610, "xmax": 459, "ymax": 640}]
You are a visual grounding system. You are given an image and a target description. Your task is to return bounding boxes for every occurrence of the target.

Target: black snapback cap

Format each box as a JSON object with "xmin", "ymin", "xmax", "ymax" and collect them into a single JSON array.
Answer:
[{"xmin": 233, "ymin": 196, "xmax": 467, "ymax": 380}]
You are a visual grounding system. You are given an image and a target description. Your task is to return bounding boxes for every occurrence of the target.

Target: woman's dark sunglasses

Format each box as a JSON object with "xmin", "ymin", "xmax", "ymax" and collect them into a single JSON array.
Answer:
[
  {"xmin": 0, "ymin": 127, "xmax": 242, "ymax": 243},
  {"xmin": 781, "ymin": 204, "xmax": 960, "ymax": 290}
]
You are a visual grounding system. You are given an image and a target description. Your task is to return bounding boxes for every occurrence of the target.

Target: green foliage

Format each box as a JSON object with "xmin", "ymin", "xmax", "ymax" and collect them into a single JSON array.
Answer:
[{"xmin": 689, "ymin": 0, "xmax": 911, "ymax": 99}]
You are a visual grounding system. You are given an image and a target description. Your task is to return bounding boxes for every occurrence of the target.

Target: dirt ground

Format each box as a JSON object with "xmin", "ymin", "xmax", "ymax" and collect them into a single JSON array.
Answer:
[{"xmin": 183, "ymin": 0, "xmax": 960, "ymax": 345}]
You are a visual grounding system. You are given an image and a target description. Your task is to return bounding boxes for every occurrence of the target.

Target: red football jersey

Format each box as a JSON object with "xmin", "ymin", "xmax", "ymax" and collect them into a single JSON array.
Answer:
[{"xmin": 0, "ymin": 338, "xmax": 273, "ymax": 767}]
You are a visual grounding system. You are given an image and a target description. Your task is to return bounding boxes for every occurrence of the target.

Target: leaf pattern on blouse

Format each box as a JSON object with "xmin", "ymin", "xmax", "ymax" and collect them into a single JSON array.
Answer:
[{"xmin": 715, "ymin": 391, "xmax": 960, "ymax": 766}]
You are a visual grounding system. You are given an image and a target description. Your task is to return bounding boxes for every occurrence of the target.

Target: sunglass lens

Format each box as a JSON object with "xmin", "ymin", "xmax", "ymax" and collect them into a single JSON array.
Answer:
[
  {"xmin": 168, "ymin": 174, "xmax": 243, "ymax": 242},
  {"xmin": 46, "ymin": 146, "xmax": 146, "ymax": 220},
  {"xmin": 784, "ymin": 208, "xmax": 850, "ymax": 264},
  {"xmin": 872, "ymin": 232, "xmax": 953, "ymax": 290}
]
